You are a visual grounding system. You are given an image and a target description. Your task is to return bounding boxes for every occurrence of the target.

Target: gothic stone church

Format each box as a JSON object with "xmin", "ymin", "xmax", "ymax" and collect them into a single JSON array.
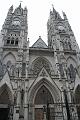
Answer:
[{"xmin": 0, "ymin": 3, "xmax": 80, "ymax": 120}]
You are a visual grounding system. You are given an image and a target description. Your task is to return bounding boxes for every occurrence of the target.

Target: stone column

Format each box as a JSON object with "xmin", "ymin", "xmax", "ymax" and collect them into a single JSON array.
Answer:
[
  {"xmin": 13, "ymin": 88, "xmax": 21, "ymax": 120},
  {"xmin": 43, "ymin": 112, "xmax": 47, "ymax": 120},
  {"xmin": 24, "ymin": 87, "xmax": 29, "ymax": 120},
  {"xmin": 61, "ymin": 87, "xmax": 67, "ymax": 120},
  {"xmin": 13, "ymin": 106, "xmax": 19, "ymax": 120},
  {"xmin": 17, "ymin": 88, "xmax": 21, "ymax": 105},
  {"xmin": 29, "ymin": 103, "xmax": 34, "ymax": 120}
]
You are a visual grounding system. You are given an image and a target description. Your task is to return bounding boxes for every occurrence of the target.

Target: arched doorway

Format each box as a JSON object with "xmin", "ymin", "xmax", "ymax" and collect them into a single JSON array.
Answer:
[
  {"xmin": 75, "ymin": 84, "xmax": 80, "ymax": 119},
  {"xmin": 0, "ymin": 84, "xmax": 13, "ymax": 120},
  {"xmin": 34, "ymin": 85, "xmax": 55, "ymax": 120}
]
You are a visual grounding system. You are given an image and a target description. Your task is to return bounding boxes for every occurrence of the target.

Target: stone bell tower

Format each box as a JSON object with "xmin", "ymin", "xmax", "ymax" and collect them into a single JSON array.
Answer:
[
  {"xmin": 47, "ymin": 6, "xmax": 80, "ymax": 120},
  {"xmin": 47, "ymin": 7, "xmax": 79, "ymax": 52},
  {"xmin": 1, "ymin": 3, "xmax": 29, "ymax": 74},
  {"xmin": 0, "ymin": 4, "xmax": 29, "ymax": 120},
  {"xmin": 2, "ymin": 3, "xmax": 28, "ymax": 48}
]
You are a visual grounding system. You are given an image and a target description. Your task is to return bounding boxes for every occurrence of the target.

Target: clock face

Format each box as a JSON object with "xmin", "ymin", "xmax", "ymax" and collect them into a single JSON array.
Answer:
[
  {"xmin": 58, "ymin": 25, "xmax": 65, "ymax": 31},
  {"xmin": 12, "ymin": 20, "xmax": 20, "ymax": 26}
]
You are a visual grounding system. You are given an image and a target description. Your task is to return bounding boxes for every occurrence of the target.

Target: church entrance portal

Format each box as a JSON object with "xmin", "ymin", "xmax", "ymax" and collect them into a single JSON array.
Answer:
[
  {"xmin": 34, "ymin": 86, "xmax": 55, "ymax": 120},
  {"xmin": 0, "ymin": 84, "xmax": 13, "ymax": 120}
]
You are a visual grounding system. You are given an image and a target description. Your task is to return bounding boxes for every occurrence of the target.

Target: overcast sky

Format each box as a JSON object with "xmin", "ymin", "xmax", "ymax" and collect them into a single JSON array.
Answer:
[{"xmin": 0, "ymin": 0, "xmax": 80, "ymax": 47}]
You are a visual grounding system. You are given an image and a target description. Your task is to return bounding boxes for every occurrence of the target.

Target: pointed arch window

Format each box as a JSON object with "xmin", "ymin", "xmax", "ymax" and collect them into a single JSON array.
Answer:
[
  {"xmin": 7, "ymin": 61, "xmax": 12, "ymax": 68},
  {"xmin": 34, "ymin": 86, "xmax": 54, "ymax": 105},
  {"xmin": 6, "ymin": 35, "xmax": 19, "ymax": 46},
  {"xmin": 32, "ymin": 58, "xmax": 51, "ymax": 75}
]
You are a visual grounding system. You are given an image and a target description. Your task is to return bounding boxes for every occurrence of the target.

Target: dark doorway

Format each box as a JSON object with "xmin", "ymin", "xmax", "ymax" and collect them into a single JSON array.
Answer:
[
  {"xmin": 0, "ymin": 108, "xmax": 10, "ymax": 120},
  {"xmin": 0, "ymin": 84, "xmax": 12, "ymax": 120}
]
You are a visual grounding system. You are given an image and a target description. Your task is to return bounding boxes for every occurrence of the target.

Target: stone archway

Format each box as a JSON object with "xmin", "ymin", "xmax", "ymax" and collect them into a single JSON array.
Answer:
[
  {"xmin": 34, "ymin": 85, "xmax": 55, "ymax": 120},
  {"xmin": 31, "ymin": 57, "xmax": 53, "ymax": 76},
  {"xmin": 0, "ymin": 84, "xmax": 13, "ymax": 120},
  {"xmin": 75, "ymin": 84, "xmax": 80, "ymax": 119},
  {"xmin": 29, "ymin": 79, "xmax": 61, "ymax": 120}
]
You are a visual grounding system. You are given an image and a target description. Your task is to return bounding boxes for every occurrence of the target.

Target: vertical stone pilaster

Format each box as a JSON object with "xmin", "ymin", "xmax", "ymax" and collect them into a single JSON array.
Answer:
[
  {"xmin": 13, "ymin": 106, "xmax": 19, "ymax": 120},
  {"xmin": 24, "ymin": 87, "xmax": 29, "ymax": 120},
  {"xmin": 29, "ymin": 103, "xmax": 34, "ymax": 120},
  {"xmin": 61, "ymin": 87, "xmax": 67, "ymax": 120},
  {"xmin": 17, "ymin": 88, "xmax": 21, "ymax": 106},
  {"xmin": 54, "ymin": 51, "xmax": 61, "ymax": 77},
  {"xmin": 13, "ymin": 88, "xmax": 21, "ymax": 120}
]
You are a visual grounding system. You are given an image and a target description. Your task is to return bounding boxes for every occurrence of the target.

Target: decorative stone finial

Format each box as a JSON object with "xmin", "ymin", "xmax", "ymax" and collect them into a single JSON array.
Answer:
[
  {"xmin": 39, "ymin": 36, "xmax": 41, "ymax": 38},
  {"xmin": 62, "ymin": 11, "xmax": 67, "ymax": 20},
  {"xmin": 8, "ymin": 5, "xmax": 13, "ymax": 14}
]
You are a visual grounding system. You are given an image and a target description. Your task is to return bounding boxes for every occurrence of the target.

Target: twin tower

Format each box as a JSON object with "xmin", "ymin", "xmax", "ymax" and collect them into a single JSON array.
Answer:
[{"xmin": 0, "ymin": 3, "xmax": 80, "ymax": 120}]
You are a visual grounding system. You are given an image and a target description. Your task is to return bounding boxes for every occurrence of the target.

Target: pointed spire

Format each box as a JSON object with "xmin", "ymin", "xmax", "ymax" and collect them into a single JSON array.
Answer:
[
  {"xmin": 50, "ymin": 9, "xmax": 53, "ymax": 16},
  {"xmin": 14, "ymin": 2, "xmax": 23, "ymax": 15},
  {"xmin": 62, "ymin": 11, "xmax": 67, "ymax": 20},
  {"xmin": 51, "ymin": 5, "xmax": 62, "ymax": 20},
  {"xmin": 24, "ymin": 6, "xmax": 27, "ymax": 11},
  {"xmin": 9, "ymin": 5, "xmax": 13, "ymax": 11},
  {"xmin": 8, "ymin": 5, "xmax": 13, "ymax": 14},
  {"xmin": 52, "ymin": 4, "xmax": 56, "ymax": 13},
  {"xmin": 23, "ymin": 6, "xmax": 28, "ymax": 15}
]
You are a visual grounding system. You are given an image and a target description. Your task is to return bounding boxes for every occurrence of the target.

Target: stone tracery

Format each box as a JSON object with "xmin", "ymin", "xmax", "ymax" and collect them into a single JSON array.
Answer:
[{"xmin": 31, "ymin": 57, "xmax": 52, "ymax": 75}]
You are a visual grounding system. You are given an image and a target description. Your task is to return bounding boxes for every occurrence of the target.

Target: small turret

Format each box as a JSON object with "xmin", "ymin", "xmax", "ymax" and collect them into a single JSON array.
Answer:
[
  {"xmin": 50, "ymin": 6, "xmax": 62, "ymax": 20},
  {"xmin": 23, "ymin": 7, "xmax": 28, "ymax": 15},
  {"xmin": 47, "ymin": 6, "xmax": 62, "ymax": 49},
  {"xmin": 7, "ymin": 5, "xmax": 13, "ymax": 15},
  {"xmin": 14, "ymin": 3, "xmax": 23, "ymax": 15},
  {"xmin": 62, "ymin": 11, "xmax": 67, "ymax": 20}
]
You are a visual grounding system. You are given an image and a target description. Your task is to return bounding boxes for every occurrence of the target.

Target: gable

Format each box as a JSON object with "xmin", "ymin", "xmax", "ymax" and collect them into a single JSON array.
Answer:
[{"xmin": 32, "ymin": 36, "xmax": 48, "ymax": 48}]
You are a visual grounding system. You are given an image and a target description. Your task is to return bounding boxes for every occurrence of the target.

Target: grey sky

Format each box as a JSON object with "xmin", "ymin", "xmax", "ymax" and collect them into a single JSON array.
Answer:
[{"xmin": 0, "ymin": 0, "xmax": 80, "ymax": 47}]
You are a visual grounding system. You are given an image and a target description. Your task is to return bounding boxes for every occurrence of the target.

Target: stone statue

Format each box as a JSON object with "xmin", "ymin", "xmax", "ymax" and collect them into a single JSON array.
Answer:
[
  {"xmin": 59, "ymin": 63, "xmax": 64, "ymax": 77},
  {"xmin": 67, "ymin": 64, "xmax": 76, "ymax": 81},
  {"xmin": 21, "ymin": 89, "xmax": 24, "ymax": 105},
  {"xmin": 0, "ymin": 61, "xmax": 3, "ymax": 77}
]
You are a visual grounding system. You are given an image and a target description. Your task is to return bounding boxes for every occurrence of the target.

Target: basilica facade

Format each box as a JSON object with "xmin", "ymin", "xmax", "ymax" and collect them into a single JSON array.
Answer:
[{"xmin": 0, "ymin": 3, "xmax": 80, "ymax": 120}]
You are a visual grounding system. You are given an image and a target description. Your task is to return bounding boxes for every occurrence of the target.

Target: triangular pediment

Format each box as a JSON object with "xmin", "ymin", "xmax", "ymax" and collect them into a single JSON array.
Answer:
[
  {"xmin": 38, "ymin": 67, "xmax": 49, "ymax": 77},
  {"xmin": 32, "ymin": 36, "xmax": 48, "ymax": 48}
]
